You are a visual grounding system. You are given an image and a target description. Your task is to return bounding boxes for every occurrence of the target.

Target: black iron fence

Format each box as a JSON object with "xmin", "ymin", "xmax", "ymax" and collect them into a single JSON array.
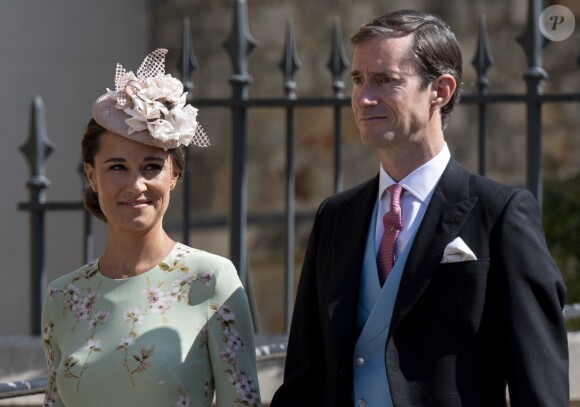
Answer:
[
  {"xmin": 6, "ymin": 0, "xmax": 580, "ymax": 402},
  {"xmin": 18, "ymin": 0, "xmax": 580, "ymax": 338}
]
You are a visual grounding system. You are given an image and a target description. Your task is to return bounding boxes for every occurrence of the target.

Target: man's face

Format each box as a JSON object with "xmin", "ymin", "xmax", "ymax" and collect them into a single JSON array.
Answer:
[{"xmin": 350, "ymin": 35, "xmax": 434, "ymax": 149}]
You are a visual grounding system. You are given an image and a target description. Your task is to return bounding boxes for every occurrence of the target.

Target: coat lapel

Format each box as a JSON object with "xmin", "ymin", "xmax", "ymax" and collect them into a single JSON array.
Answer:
[
  {"xmin": 389, "ymin": 159, "xmax": 478, "ymax": 335},
  {"xmin": 327, "ymin": 175, "xmax": 379, "ymax": 357}
]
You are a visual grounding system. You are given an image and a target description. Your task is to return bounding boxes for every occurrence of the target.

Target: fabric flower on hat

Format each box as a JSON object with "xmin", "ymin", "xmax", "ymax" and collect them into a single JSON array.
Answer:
[{"xmin": 93, "ymin": 48, "xmax": 210, "ymax": 150}]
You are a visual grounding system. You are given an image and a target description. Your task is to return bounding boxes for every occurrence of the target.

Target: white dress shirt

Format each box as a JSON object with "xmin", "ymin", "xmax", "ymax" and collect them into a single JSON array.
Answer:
[
  {"xmin": 352, "ymin": 144, "xmax": 452, "ymax": 407},
  {"xmin": 375, "ymin": 143, "xmax": 451, "ymax": 263}
]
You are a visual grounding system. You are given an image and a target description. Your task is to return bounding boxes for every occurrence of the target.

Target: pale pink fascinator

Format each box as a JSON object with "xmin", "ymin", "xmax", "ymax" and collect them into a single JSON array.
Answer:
[{"xmin": 92, "ymin": 48, "xmax": 210, "ymax": 150}]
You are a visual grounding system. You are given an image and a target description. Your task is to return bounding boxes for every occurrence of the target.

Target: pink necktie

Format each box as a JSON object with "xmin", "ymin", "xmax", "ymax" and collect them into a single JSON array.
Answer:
[{"xmin": 377, "ymin": 184, "xmax": 403, "ymax": 286}]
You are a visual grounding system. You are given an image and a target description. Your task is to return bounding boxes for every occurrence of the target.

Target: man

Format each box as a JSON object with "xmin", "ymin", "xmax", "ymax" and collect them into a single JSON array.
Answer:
[{"xmin": 270, "ymin": 9, "xmax": 569, "ymax": 407}]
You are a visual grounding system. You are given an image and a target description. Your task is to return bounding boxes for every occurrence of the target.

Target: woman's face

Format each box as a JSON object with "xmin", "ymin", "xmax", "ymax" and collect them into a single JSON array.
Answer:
[{"xmin": 84, "ymin": 131, "xmax": 179, "ymax": 235}]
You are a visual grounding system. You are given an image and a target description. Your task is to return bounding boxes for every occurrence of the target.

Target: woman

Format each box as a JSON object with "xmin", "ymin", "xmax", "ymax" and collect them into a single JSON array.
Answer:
[{"xmin": 41, "ymin": 49, "xmax": 262, "ymax": 407}]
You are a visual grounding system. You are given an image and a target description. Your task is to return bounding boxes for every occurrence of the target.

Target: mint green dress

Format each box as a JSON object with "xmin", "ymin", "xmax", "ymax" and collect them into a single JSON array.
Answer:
[{"xmin": 41, "ymin": 243, "xmax": 261, "ymax": 407}]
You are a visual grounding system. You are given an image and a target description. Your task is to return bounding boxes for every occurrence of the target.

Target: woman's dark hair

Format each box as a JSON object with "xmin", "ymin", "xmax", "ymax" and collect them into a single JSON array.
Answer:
[
  {"xmin": 82, "ymin": 118, "xmax": 186, "ymax": 222},
  {"xmin": 351, "ymin": 9, "xmax": 463, "ymax": 129}
]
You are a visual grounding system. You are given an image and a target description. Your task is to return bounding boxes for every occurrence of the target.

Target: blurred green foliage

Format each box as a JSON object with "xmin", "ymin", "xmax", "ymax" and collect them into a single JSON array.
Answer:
[{"xmin": 542, "ymin": 169, "xmax": 580, "ymax": 331}]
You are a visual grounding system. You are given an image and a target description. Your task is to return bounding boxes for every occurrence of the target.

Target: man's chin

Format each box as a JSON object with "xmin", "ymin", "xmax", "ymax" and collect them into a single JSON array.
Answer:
[{"xmin": 359, "ymin": 131, "xmax": 396, "ymax": 147}]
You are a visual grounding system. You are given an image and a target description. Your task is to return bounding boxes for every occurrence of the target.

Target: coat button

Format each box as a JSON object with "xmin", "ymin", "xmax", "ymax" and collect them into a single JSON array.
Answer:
[
  {"xmin": 355, "ymin": 357, "xmax": 365, "ymax": 366},
  {"xmin": 357, "ymin": 399, "xmax": 366, "ymax": 407},
  {"xmin": 339, "ymin": 367, "xmax": 348, "ymax": 378}
]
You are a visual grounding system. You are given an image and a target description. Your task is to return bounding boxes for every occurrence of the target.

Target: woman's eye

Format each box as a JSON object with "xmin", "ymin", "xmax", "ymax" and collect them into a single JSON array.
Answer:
[
  {"xmin": 144, "ymin": 164, "xmax": 163, "ymax": 171},
  {"xmin": 109, "ymin": 164, "xmax": 126, "ymax": 171}
]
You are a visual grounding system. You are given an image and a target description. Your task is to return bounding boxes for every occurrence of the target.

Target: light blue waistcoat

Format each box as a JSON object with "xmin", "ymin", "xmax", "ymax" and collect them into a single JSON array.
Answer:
[{"xmin": 352, "ymin": 202, "xmax": 417, "ymax": 407}]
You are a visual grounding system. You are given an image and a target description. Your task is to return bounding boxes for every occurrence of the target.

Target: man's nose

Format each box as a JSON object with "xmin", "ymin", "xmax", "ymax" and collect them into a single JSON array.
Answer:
[{"xmin": 354, "ymin": 84, "xmax": 379, "ymax": 107}]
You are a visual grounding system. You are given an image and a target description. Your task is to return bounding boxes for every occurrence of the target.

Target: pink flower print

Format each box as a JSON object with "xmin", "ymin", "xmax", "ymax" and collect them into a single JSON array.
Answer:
[
  {"xmin": 143, "ymin": 287, "xmax": 172, "ymax": 314},
  {"xmin": 220, "ymin": 346, "xmax": 236, "ymax": 364},
  {"xmin": 217, "ymin": 304, "xmax": 236, "ymax": 322},
  {"xmin": 88, "ymin": 309, "xmax": 111, "ymax": 330},
  {"xmin": 143, "ymin": 287, "xmax": 163, "ymax": 304},
  {"xmin": 166, "ymin": 286, "xmax": 182, "ymax": 303},
  {"xmin": 230, "ymin": 369, "xmax": 258, "ymax": 405},
  {"xmin": 224, "ymin": 327, "xmax": 243, "ymax": 350},
  {"xmin": 68, "ymin": 293, "xmax": 83, "ymax": 311},
  {"xmin": 177, "ymin": 271, "xmax": 195, "ymax": 287},
  {"xmin": 85, "ymin": 339, "xmax": 102, "ymax": 352},
  {"xmin": 200, "ymin": 271, "xmax": 212, "ymax": 286},
  {"xmin": 43, "ymin": 389, "xmax": 58, "ymax": 407},
  {"xmin": 123, "ymin": 308, "xmax": 144, "ymax": 325},
  {"xmin": 42, "ymin": 322, "xmax": 53, "ymax": 341},
  {"xmin": 117, "ymin": 336, "xmax": 135, "ymax": 348},
  {"xmin": 48, "ymin": 286, "xmax": 59, "ymax": 299},
  {"xmin": 175, "ymin": 395, "xmax": 191, "ymax": 407},
  {"xmin": 73, "ymin": 303, "xmax": 90, "ymax": 322},
  {"xmin": 84, "ymin": 291, "xmax": 100, "ymax": 309},
  {"xmin": 150, "ymin": 300, "xmax": 170, "ymax": 315},
  {"xmin": 64, "ymin": 284, "xmax": 80, "ymax": 297}
]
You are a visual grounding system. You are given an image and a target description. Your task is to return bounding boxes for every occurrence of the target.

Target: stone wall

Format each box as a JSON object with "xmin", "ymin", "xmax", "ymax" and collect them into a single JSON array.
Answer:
[{"xmin": 149, "ymin": 0, "xmax": 580, "ymax": 334}]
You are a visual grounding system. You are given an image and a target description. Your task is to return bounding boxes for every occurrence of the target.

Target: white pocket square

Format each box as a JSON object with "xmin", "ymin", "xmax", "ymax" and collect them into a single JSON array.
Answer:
[{"xmin": 441, "ymin": 237, "xmax": 477, "ymax": 263}]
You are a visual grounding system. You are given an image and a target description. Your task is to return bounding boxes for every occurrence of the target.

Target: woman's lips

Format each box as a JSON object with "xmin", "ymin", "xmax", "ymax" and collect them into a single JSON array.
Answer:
[{"xmin": 121, "ymin": 200, "xmax": 150, "ymax": 207}]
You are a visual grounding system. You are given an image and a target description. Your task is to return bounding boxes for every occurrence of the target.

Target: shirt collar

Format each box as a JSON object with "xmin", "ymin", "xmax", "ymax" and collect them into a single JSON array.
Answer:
[{"xmin": 378, "ymin": 143, "xmax": 451, "ymax": 203}]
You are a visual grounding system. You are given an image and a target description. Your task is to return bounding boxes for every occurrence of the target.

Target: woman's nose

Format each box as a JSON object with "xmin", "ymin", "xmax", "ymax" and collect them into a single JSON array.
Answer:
[{"xmin": 127, "ymin": 173, "xmax": 147, "ymax": 192}]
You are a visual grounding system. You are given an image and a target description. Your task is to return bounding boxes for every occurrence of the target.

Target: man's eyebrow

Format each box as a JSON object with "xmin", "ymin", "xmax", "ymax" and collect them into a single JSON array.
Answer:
[{"xmin": 350, "ymin": 69, "xmax": 401, "ymax": 77}]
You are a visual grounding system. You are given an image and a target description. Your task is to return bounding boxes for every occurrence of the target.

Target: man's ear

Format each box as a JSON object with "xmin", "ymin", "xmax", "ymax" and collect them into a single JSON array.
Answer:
[{"xmin": 430, "ymin": 74, "xmax": 456, "ymax": 111}]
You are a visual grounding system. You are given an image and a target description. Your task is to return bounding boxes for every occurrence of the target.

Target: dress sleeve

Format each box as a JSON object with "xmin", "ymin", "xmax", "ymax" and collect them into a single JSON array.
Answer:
[
  {"xmin": 41, "ymin": 285, "xmax": 65, "ymax": 407},
  {"xmin": 206, "ymin": 258, "xmax": 262, "ymax": 407}
]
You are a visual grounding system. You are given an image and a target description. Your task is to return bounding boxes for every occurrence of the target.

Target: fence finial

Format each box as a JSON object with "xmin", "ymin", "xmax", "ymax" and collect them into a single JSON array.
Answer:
[
  {"xmin": 327, "ymin": 16, "xmax": 348, "ymax": 98},
  {"xmin": 20, "ymin": 95, "xmax": 54, "ymax": 189},
  {"xmin": 179, "ymin": 17, "xmax": 199, "ymax": 96},
  {"xmin": 279, "ymin": 19, "xmax": 301, "ymax": 99},
  {"xmin": 223, "ymin": 0, "xmax": 258, "ymax": 92},
  {"xmin": 471, "ymin": 14, "xmax": 494, "ymax": 89}
]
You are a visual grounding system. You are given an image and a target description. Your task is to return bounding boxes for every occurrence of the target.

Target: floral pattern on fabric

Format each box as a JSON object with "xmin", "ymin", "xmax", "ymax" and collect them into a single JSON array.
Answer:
[{"xmin": 41, "ymin": 243, "xmax": 261, "ymax": 407}]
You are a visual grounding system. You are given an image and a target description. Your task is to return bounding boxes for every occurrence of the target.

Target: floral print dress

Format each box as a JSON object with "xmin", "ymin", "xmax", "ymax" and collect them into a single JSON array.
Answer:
[{"xmin": 41, "ymin": 243, "xmax": 261, "ymax": 407}]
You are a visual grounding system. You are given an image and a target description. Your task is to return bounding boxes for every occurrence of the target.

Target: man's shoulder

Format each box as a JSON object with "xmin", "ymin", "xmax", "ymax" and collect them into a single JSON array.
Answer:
[
  {"xmin": 327, "ymin": 176, "xmax": 378, "ymax": 204},
  {"xmin": 448, "ymin": 157, "xmax": 524, "ymax": 198}
]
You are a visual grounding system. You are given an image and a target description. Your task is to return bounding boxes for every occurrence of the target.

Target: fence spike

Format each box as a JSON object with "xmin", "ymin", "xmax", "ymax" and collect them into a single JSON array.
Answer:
[
  {"xmin": 279, "ymin": 19, "xmax": 301, "ymax": 99},
  {"xmin": 19, "ymin": 95, "xmax": 54, "ymax": 188},
  {"xmin": 471, "ymin": 14, "xmax": 494, "ymax": 89},
  {"xmin": 178, "ymin": 17, "xmax": 199, "ymax": 95},
  {"xmin": 327, "ymin": 16, "xmax": 348, "ymax": 98},
  {"xmin": 223, "ymin": 0, "xmax": 258, "ymax": 89},
  {"xmin": 515, "ymin": 0, "xmax": 548, "ymax": 72}
]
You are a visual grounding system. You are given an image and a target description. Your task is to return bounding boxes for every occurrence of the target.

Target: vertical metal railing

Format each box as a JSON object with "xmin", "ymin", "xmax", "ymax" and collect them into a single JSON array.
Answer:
[
  {"xmin": 328, "ymin": 17, "xmax": 349, "ymax": 194},
  {"xmin": 223, "ymin": 0, "xmax": 258, "ymax": 291},
  {"xmin": 280, "ymin": 20, "xmax": 301, "ymax": 331},
  {"xmin": 18, "ymin": 96, "xmax": 90, "ymax": 335},
  {"xmin": 19, "ymin": 96, "xmax": 53, "ymax": 335},
  {"xmin": 18, "ymin": 0, "xmax": 580, "ymax": 338},
  {"xmin": 180, "ymin": 16, "xmax": 198, "ymax": 247},
  {"xmin": 471, "ymin": 14, "xmax": 494, "ymax": 177},
  {"xmin": 517, "ymin": 0, "xmax": 548, "ymax": 211}
]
